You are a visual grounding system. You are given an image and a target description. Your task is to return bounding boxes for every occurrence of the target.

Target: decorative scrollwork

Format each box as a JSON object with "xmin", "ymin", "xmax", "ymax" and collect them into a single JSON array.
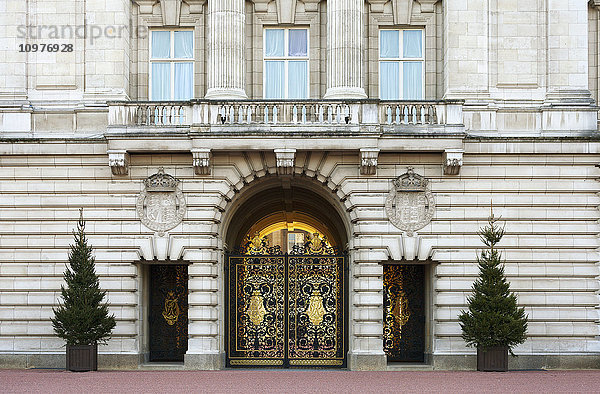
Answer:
[
  {"xmin": 149, "ymin": 265, "xmax": 188, "ymax": 362},
  {"xmin": 227, "ymin": 243, "xmax": 346, "ymax": 367},
  {"xmin": 236, "ymin": 232, "xmax": 283, "ymax": 255},
  {"xmin": 289, "ymin": 233, "xmax": 339, "ymax": 255},
  {"xmin": 383, "ymin": 264, "xmax": 425, "ymax": 362}
]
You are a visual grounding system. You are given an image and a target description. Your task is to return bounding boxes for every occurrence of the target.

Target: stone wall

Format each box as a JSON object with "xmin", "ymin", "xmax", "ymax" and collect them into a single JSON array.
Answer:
[{"xmin": 0, "ymin": 139, "xmax": 598, "ymax": 369}]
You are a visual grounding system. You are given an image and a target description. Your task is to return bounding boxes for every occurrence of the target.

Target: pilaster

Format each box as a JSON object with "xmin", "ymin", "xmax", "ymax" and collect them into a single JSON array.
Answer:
[
  {"xmin": 546, "ymin": 1, "xmax": 592, "ymax": 104},
  {"xmin": 442, "ymin": 0, "xmax": 489, "ymax": 100}
]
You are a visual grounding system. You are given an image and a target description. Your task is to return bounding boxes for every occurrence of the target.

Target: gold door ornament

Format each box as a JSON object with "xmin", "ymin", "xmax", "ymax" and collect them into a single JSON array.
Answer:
[
  {"xmin": 306, "ymin": 290, "xmax": 326, "ymax": 326},
  {"xmin": 162, "ymin": 291, "xmax": 180, "ymax": 325},
  {"xmin": 246, "ymin": 290, "xmax": 267, "ymax": 326},
  {"xmin": 391, "ymin": 289, "xmax": 410, "ymax": 326}
]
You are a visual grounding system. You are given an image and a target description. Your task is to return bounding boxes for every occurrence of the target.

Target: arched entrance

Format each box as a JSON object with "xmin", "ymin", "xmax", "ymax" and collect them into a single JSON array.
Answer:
[{"xmin": 222, "ymin": 177, "xmax": 349, "ymax": 368}]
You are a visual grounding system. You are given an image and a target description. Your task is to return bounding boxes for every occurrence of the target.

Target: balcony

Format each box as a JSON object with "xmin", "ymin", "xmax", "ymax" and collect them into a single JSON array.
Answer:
[{"xmin": 107, "ymin": 99, "xmax": 464, "ymax": 135}]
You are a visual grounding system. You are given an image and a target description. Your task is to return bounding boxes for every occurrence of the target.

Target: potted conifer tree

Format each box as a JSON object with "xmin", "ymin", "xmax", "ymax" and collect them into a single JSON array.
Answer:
[
  {"xmin": 458, "ymin": 213, "xmax": 528, "ymax": 371},
  {"xmin": 51, "ymin": 209, "xmax": 116, "ymax": 371}
]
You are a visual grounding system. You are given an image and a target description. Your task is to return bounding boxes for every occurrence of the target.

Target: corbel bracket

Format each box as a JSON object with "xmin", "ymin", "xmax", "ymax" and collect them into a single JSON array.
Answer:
[
  {"xmin": 274, "ymin": 149, "xmax": 296, "ymax": 175},
  {"xmin": 192, "ymin": 148, "xmax": 211, "ymax": 175},
  {"xmin": 360, "ymin": 148, "xmax": 380, "ymax": 175},
  {"xmin": 443, "ymin": 149, "xmax": 463, "ymax": 175},
  {"xmin": 108, "ymin": 150, "xmax": 129, "ymax": 175}
]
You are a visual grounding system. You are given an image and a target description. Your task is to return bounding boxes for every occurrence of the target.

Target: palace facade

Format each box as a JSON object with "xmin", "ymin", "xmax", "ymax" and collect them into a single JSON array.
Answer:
[{"xmin": 1, "ymin": 0, "xmax": 600, "ymax": 370}]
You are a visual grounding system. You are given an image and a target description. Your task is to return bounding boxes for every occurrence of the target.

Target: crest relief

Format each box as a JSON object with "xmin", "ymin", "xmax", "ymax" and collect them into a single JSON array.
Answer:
[
  {"xmin": 136, "ymin": 168, "xmax": 186, "ymax": 235},
  {"xmin": 385, "ymin": 167, "xmax": 435, "ymax": 236}
]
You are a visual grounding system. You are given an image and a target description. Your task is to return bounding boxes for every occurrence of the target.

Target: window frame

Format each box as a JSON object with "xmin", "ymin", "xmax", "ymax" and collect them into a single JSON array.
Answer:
[
  {"xmin": 149, "ymin": 29, "xmax": 195, "ymax": 101},
  {"xmin": 286, "ymin": 232, "xmax": 305, "ymax": 253},
  {"xmin": 378, "ymin": 28, "xmax": 425, "ymax": 100},
  {"xmin": 263, "ymin": 27, "xmax": 310, "ymax": 99}
]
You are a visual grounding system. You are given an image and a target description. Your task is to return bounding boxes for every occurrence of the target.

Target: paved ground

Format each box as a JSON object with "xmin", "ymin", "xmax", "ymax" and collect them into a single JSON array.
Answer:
[{"xmin": 1, "ymin": 369, "xmax": 600, "ymax": 393}]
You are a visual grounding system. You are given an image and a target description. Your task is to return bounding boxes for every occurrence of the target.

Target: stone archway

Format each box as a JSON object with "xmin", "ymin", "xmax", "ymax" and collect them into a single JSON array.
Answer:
[
  {"xmin": 220, "ymin": 176, "xmax": 351, "ymax": 368},
  {"xmin": 222, "ymin": 176, "xmax": 350, "ymax": 250}
]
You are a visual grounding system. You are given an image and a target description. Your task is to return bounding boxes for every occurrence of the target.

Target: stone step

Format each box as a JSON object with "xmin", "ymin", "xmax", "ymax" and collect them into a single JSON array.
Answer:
[
  {"xmin": 386, "ymin": 363, "xmax": 434, "ymax": 371},
  {"xmin": 138, "ymin": 363, "xmax": 186, "ymax": 371}
]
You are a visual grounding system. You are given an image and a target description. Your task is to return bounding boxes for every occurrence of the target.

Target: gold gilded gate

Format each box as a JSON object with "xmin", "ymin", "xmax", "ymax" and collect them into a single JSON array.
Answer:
[
  {"xmin": 226, "ymin": 235, "xmax": 347, "ymax": 368},
  {"xmin": 383, "ymin": 264, "xmax": 425, "ymax": 362}
]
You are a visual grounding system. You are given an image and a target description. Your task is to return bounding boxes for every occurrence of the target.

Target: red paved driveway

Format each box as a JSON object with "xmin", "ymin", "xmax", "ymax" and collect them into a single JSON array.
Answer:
[{"xmin": 1, "ymin": 369, "xmax": 599, "ymax": 393}]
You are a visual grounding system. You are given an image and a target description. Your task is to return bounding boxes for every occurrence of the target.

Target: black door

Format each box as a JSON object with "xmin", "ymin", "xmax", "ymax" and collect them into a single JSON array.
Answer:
[
  {"xmin": 149, "ymin": 264, "xmax": 188, "ymax": 362},
  {"xmin": 226, "ymin": 249, "xmax": 347, "ymax": 368},
  {"xmin": 383, "ymin": 264, "xmax": 425, "ymax": 362}
]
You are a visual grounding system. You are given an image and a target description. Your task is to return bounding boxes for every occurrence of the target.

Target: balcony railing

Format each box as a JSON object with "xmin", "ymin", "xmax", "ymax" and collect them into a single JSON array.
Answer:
[{"xmin": 107, "ymin": 100, "xmax": 464, "ymax": 128}]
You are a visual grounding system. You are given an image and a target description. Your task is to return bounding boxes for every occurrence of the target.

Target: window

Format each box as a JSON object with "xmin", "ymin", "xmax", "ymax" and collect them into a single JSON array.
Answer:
[
  {"xmin": 264, "ymin": 28, "xmax": 309, "ymax": 99},
  {"xmin": 379, "ymin": 29, "xmax": 424, "ymax": 100},
  {"xmin": 150, "ymin": 30, "xmax": 194, "ymax": 100},
  {"xmin": 287, "ymin": 232, "xmax": 305, "ymax": 252}
]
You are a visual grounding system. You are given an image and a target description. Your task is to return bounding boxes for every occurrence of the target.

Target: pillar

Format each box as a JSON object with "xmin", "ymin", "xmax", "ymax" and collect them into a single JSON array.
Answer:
[
  {"xmin": 205, "ymin": 0, "xmax": 247, "ymax": 99},
  {"xmin": 324, "ymin": 0, "xmax": 367, "ymax": 99}
]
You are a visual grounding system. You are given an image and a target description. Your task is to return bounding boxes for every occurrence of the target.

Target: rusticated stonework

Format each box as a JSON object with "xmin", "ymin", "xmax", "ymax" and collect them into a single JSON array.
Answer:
[
  {"xmin": 136, "ymin": 168, "xmax": 186, "ymax": 234},
  {"xmin": 385, "ymin": 168, "xmax": 435, "ymax": 235}
]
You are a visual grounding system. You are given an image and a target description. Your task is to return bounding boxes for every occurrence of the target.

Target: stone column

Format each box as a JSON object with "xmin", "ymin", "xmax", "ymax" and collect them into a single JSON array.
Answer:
[
  {"xmin": 323, "ymin": 0, "xmax": 367, "ymax": 99},
  {"xmin": 205, "ymin": 0, "xmax": 247, "ymax": 99}
]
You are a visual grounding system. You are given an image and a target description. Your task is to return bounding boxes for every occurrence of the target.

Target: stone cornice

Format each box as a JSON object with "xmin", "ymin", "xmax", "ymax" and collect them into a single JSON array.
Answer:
[
  {"xmin": 132, "ymin": 0, "xmax": 205, "ymax": 26},
  {"xmin": 366, "ymin": 0, "xmax": 440, "ymax": 25},
  {"xmin": 416, "ymin": 0, "xmax": 440, "ymax": 13},
  {"xmin": 249, "ymin": 0, "xmax": 319, "ymax": 23}
]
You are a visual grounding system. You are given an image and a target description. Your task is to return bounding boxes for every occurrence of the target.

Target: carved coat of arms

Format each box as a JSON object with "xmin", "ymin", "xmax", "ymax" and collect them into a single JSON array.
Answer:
[
  {"xmin": 385, "ymin": 167, "xmax": 435, "ymax": 235},
  {"xmin": 136, "ymin": 168, "xmax": 186, "ymax": 235}
]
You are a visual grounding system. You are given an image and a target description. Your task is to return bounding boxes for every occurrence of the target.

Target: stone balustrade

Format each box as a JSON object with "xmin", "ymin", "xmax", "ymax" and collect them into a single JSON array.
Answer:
[{"xmin": 107, "ymin": 100, "xmax": 464, "ymax": 128}]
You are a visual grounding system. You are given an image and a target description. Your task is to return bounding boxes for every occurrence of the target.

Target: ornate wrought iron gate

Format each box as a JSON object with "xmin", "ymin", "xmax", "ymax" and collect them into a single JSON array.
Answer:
[
  {"xmin": 226, "ymin": 241, "xmax": 347, "ymax": 368},
  {"xmin": 383, "ymin": 264, "xmax": 425, "ymax": 362},
  {"xmin": 149, "ymin": 264, "xmax": 188, "ymax": 362}
]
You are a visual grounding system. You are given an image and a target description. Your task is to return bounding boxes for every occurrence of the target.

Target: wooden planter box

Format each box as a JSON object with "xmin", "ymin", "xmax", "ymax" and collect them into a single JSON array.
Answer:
[
  {"xmin": 477, "ymin": 346, "xmax": 508, "ymax": 372},
  {"xmin": 66, "ymin": 343, "xmax": 98, "ymax": 372}
]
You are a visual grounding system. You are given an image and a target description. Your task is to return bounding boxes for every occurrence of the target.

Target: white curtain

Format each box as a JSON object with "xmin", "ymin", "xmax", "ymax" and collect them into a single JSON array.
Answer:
[
  {"xmin": 403, "ymin": 30, "xmax": 422, "ymax": 58},
  {"xmin": 265, "ymin": 61, "xmax": 284, "ymax": 98},
  {"xmin": 403, "ymin": 62, "xmax": 423, "ymax": 99},
  {"xmin": 174, "ymin": 31, "xmax": 193, "ymax": 59},
  {"xmin": 380, "ymin": 30, "xmax": 399, "ymax": 58},
  {"xmin": 289, "ymin": 29, "xmax": 307, "ymax": 57},
  {"xmin": 265, "ymin": 29, "xmax": 284, "ymax": 57},
  {"xmin": 288, "ymin": 60, "xmax": 308, "ymax": 99},
  {"xmin": 152, "ymin": 31, "xmax": 171, "ymax": 58},
  {"xmin": 174, "ymin": 63, "xmax": 193, "ymax": 100},
  {"xmin": 152, "ymin": 62, "xmax": 171, "ymax": 100},
  {"xmin": 380, "ymin": 62, "xmax": 399, "ymax": 100}
]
